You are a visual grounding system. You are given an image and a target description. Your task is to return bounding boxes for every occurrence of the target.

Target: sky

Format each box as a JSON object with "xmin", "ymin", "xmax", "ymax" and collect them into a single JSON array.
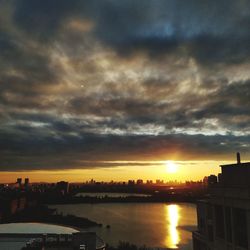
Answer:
[{"xmin": 0, "ymin": 0, "xmax": 250, "ymax": 182}]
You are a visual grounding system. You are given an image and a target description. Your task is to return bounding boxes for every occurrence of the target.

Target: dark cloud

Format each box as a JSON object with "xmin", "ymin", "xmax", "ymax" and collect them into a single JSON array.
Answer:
[
  {"xmin": 13, "ymin": 0, "xmax": 81, "ymax": 40},
  {"xmin": 87, "ymin": 0, "xmax": 250, "ymax": 63},
  {"xmin": 9, "ymin": 0, "xmax": 250, "ymax": 63},
  {"xmin": 189, "ymin": 80, "xmax": 250, "ymax": 131},
  {"xmin": 1, "ymin": 129, "xmax": 249, "ymax": 171}
]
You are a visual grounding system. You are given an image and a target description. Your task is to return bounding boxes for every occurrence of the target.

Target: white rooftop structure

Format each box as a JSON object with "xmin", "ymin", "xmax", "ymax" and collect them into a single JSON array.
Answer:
[{"xmin": 0, "ymin": 223, "xmax": 105, "ymax": 250}]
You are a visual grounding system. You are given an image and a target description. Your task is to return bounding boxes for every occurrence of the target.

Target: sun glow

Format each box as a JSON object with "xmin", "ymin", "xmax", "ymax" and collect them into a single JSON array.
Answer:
[{"xmin": 165, "ymin": 161, "xmax": 178, "ymax": 174}]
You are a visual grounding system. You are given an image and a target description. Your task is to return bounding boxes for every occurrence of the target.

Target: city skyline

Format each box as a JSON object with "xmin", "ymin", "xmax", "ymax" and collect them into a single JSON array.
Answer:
[
  {"xmin": 0, "ymin": 1, "xmax": 250, "ymax": 182},
  {"xmin": 0, "ymin": 159, "xmax": 241, "ymax": 183}
]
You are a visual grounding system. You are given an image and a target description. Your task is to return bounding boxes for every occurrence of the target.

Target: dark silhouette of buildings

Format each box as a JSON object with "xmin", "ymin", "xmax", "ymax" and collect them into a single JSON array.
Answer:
[
  {"xmin": 207, "ymin": 175, "xmax": 217, "ymax": 187},
  {"xmin": 193, "ymin": 153, "xmax": 250, "ymax": 250},
  {"xmin": 24, "ymin": 178, "xmax": 29, "ymax": 189},
  {"xmin": 136, "ymin": 179, "xmax": 143, "ymax": 185},
  {"xmin": 56, "ymin": 181, "xmax": 69, "ymax": 195},
  {"xmin": 17, "ymin": 178, "xmax": 22, "ymax": 187}
]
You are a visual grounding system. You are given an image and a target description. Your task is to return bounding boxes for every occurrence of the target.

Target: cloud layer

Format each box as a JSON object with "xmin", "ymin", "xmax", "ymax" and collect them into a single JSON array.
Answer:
[{"xmin": 0, "ymin": 0, "xmax": 250, "ymax": 171}]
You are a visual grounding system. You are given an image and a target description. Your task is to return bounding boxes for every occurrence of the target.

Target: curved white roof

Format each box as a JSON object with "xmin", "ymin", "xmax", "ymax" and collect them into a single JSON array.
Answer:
[{"xmin": 0, "ymin": 223, "xmax": 79, "ymax": 234}]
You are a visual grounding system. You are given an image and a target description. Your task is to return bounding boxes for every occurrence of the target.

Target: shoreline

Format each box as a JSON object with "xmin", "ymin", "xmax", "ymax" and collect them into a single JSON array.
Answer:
[{"xmin": 1, "ymin": 205, "xmax": 102, "ymax": 230}]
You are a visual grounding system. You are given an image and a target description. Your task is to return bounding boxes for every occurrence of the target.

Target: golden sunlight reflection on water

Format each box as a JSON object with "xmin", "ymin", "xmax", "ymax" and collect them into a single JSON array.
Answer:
[{"xmin": 165, "ymin": 204, "xmax": 180, "ymax": 249}]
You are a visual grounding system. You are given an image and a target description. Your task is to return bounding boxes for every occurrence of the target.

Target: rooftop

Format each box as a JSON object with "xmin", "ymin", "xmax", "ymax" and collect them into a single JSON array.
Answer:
[
  {"xmin": 220, "ymin": 152, "xmax": 250, "ymax": 168},
  {"xmin": 210, "ymin": 153, "xmax": 250, "ymax": 193},
  {"xmin": 0, "ymin": 223, "xmax": 105, "ymax": 250},
  {"xmin": 220, "ymin": 162, "xmax": 250, "ymax": 168}
]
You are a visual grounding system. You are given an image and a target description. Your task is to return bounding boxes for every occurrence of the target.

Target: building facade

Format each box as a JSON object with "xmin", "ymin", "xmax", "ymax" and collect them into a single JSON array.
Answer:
[
  {"xmin": 0, "ymin": 230, "xmax": 105, "ymax": 250},
  {"xmin": 193, "ymin": 154, "xmax": 250, "ymax": 250}
]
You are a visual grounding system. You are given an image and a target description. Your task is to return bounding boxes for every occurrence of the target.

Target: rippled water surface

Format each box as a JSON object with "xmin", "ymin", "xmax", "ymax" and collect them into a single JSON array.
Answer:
[
  {"xmin": 76, "ymin": 192, "xmax": 151, "ymax": 197},
  {"xmin": 51, "ymin": 203, "xmax": 197, "ymax": 249}
]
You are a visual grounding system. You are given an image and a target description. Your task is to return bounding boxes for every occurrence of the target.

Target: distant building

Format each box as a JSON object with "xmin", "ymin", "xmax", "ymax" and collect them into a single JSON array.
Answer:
[
  {"xmin": 56, "ymin": 181, "xmax": 69, "ymax": 195},
  {"xmin": 156, "ymin": 179, "xmax": 164, "ymax": 185},
  {"xmin": 24, "ymin": 178, "xmax": 29, "ymax": 188},
  {"xmin": 128, "ymin": 180, "xmax": 135, "ymax": 185},
  {"xmin": 207, "ymin": 175, "xmax": 217, "ymax": 187},
  {"xmin": 136, "ymin": 179, "xmax": 143, "ymax": 185},
  {"xmin": 17, "ymin": 197, "xmax": 27, "ymax": 211},
  {"xmin": 193, "ymin": 153, "xmax": 250, "ymax": 250},
  {"xmin": 17, "ymin": 178, "xmax": 22, "ymax": 187},
  {"xmin": 0, "ymin": 195, "xmax": 28, "ymax": 220}
]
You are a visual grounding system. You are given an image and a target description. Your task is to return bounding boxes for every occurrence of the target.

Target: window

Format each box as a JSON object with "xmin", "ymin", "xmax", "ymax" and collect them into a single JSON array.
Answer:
[
  {"xmin": 225, "ymin": 207, "xmax": 232, "ymax": 242},
  {"xmin": 233, "ymin": 208, "xmax": 248, "ymax": 248},
  {"xmin": 215, "ymin": 205, "xmax": 225, "ymax": 239},
  {"xmin": 208, "ymin": 225, "xmax": 214, "ymax": 242}
]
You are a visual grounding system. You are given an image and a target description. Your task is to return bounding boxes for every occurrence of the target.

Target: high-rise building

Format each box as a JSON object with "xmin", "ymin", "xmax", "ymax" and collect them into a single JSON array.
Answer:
[
  {"xmin": 24, "ymin": 178, "xmax": 29, "ymax": 188},
  {"xmin": 193, "ymin": 153, "xmax": 250, "ymax": 250},
  {"xmin": 156, "ymin": 179, "xmax": 164, "ymax": 185},
  {"xmin": 56, "ymin": 181, "xmax": 69, "ymax": 195},
  {"xmin": 146, "ymin": 180, "xmax": 153, "ymax": 185},
  {"xmin": 128, "ymin": 180, "xmax": 135, "ymax": 185},
  {"xmin": 136, "ymin": 179, "xmax": 143, "ymax": 185},
  {"xmin": 17, "ymin": 178, "xmax": 22, "ymax": 187}
]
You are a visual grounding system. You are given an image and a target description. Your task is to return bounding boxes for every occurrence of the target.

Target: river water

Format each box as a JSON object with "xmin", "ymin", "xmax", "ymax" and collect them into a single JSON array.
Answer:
[
  {"xmin": 76, "ymin": 192, "xmax": 151, "ymax": 198},
  {"xmin": 51, "ymin": 203, "xmax": 197, "ymax": 249}
]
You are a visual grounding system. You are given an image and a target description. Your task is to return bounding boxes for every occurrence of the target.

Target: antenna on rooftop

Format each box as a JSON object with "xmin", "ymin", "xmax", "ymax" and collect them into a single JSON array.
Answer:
[{"xmin": 237, "ymin": 152, "xmax": 241, "ymax": 164}]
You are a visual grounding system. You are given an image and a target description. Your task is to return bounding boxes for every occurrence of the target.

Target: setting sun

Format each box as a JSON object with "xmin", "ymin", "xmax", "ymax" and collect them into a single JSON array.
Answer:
[{"xmin": 165, "ymin": 161, "xmax": 178, "ymax": 174}]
